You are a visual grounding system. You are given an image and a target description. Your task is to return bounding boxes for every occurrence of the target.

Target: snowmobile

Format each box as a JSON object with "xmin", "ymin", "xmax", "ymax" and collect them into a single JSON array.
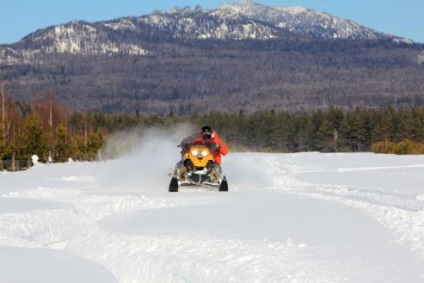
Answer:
[{"xmin": 169, "ymin": 141, "xmax": 228, "ymax": 192}]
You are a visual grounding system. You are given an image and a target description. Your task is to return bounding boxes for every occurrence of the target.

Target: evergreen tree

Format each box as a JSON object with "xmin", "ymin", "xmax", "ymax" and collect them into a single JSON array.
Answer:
[
  {"xmin": 379, "ymin": 107, "xmax": 396, "ymax": 144},
  {"xmin": 86, "ymin": 129, "xmax": 105, "ymax": 160},
  {"xmin": 55, "ymin": 124, "xmax": 71, "ymax": 162},
  {"xmin": 397, "ymin": 108, "xmax": 415, "ymax": 141},
  {"xmin": 19, "ymin": 115, "xmax": 49, "ymax": 161},
  {"xmin": 316, "ymin": 118, "xmax": 335, "ymax": 152},
  {"xmin": 346, "ymin": 108, "xmax": 371, "ymax": 151},
  {"xmin": 337, "ymin": 116, "xmax": 352, "ymax": 152},
  {"xmin": 294, "ymin": 112, "xmax": 313, "ymax": 152},
  {"xmin": 413, "ymin": 108, "xmax": 424, "ymax": 141},
  {"xmin": 310, "ymin": 110, "xmax": 324, "ymax": 151},
  {"xmin": 270, "ymin": 111, "xmax": 290, "ymax": 152}
]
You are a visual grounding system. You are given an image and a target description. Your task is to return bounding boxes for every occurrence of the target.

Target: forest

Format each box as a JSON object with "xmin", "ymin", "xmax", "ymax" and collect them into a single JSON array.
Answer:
[
  {"xmin": 2, "ymin": 38, "xmax": 424, "ymax": 115},
  {"xmin": 1, "ymin": 82, "xmax": 424, "ymax": 171}
]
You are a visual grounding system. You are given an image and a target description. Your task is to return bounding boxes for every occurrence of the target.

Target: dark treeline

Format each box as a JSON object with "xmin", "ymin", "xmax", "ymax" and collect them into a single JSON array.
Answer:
[
  {"xmin": 194, "ymin": 107, "xmax": 424, "ymax": 153},
  {"xmin": 64, "ymin": 106, "xmax": 424, "ymax": 154},
  {"xmin": 2, "ymin": 85, "xmax": 424, "ymax": 171}
]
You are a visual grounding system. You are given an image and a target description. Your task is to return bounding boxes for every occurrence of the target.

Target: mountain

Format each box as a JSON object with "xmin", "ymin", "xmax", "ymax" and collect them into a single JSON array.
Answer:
[
  {"xmin": 0, "ymin": 0, "xmax": 411, "ymax": 64},
  {"xmin": 211, "ymin": 0, "xmax": 387, "ymax": 40},
  {"xmin": 0, "ymin": 0, "xmax": 423, "ymax": 114}
]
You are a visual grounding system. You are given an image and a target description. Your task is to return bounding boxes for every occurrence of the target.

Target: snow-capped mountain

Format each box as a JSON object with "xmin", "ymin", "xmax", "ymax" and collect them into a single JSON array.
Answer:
[
  {"xmin": 0, "ymin": 0, "xmax": 412, "ymax": 64},
  {"xmin": 30, "ymin": 21, "xmax": 148, "ymax": 56},
  {"xmin": 212, "ymin": 0, "xmax": 383, "ymax": 40},
  {"xmin": 0, "ymin": 21, "xmax": 148, "ymax": 64}
]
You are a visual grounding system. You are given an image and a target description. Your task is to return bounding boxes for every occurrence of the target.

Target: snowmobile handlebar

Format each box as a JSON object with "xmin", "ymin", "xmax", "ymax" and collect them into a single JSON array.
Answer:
[{"xmin": 179, "ymin": 141, "xmax": 219, "ymax": 152}]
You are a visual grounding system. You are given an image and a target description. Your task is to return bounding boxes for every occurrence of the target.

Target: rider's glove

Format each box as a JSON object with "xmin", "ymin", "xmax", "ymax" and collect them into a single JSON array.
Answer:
[{"xmin": 212, "ymin": 143, "xmax": 220, "ymax": 151}]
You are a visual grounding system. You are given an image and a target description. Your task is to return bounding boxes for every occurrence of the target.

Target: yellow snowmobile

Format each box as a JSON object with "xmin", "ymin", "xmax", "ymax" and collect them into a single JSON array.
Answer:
[{"xmin": 169, "ymin": 141, "xmax": 228, "ymax": 192}]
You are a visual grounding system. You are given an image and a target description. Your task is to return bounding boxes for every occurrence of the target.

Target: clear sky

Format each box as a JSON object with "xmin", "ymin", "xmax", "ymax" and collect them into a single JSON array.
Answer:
[{"xmin": 1, "ymin": 0, "xmax": 423, "ymax": 44}]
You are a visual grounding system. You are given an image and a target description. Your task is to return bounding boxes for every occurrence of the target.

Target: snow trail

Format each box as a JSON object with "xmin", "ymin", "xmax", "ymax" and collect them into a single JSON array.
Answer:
[{"xmin": 1, "ymin": 151, "xmax": 424, "ymax": 282}]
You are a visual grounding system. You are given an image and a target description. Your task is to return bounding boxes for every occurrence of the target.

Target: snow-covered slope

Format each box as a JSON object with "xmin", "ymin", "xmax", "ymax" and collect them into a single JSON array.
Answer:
[
  {"xmin": 212, "ymin": 0, "xmax": 382, "ymax": 40},
  {"xmin": 1, "ymin": 128, "xmax": 423, "ymax": 282},
  {"xmin": 0, "ymin": 0, "xmax": 412, "ymax": 65}
]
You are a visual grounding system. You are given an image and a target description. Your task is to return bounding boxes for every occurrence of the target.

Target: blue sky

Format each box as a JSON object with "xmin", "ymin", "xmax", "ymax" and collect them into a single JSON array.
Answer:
[{"xmin": 1, "ymin": 0, "xmax": 423, "ymax": 44}]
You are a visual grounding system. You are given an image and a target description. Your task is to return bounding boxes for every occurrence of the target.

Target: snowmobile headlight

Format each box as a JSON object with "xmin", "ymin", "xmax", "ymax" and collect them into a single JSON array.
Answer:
[
  {"xmin": 201, "ymin": 150, "xmax": 208, "ymax": 157},
  {"xmin": 191, "ymin": 149, "xmax": 198, "ymax": 156}
]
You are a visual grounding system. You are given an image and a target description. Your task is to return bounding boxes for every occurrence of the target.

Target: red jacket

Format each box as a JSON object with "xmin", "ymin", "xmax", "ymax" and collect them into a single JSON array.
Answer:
[{"xmin": 189, "ymin": 130, "xmax": 228, "ymax": 165}]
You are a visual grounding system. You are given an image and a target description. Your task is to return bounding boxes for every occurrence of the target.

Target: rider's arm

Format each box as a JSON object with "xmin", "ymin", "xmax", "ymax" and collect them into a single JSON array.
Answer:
[{"xmin": 214, "ymin": 137, "xmax": 228, "ymax": 156}]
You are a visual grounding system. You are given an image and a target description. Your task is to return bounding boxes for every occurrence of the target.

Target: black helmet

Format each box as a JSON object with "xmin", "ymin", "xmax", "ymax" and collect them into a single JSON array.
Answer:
[{"xmin": 201, "ymin": 125, "xmax": 212, "ymax": 140}]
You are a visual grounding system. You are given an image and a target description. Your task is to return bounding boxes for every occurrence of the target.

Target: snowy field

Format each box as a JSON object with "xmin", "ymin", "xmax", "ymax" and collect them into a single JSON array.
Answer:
[{"xmin": 1, "ymin": 128, "xmax": 424, "ymax": 283}]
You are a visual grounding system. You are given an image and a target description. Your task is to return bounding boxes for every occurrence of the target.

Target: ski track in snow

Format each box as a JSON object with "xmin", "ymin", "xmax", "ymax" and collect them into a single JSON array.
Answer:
[
  {"xmin": 264, "ymin": 153, "xmax": 424, "ymax": 261},
  {"xmin": 1, "ymin": 152, "xmax": 424, "ymax": 282}
]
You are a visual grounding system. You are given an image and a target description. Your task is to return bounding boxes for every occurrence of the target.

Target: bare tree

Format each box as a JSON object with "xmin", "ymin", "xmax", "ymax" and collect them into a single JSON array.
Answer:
[{"xmin": 1, "ymin": 81, "xmax": 7, "ymax": 147}]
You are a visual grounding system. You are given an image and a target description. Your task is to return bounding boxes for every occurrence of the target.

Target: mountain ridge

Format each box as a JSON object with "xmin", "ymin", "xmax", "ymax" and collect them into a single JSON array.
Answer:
[{"xmin": 0, "ymin": 0, "xmax": 412, "ymax": 64}]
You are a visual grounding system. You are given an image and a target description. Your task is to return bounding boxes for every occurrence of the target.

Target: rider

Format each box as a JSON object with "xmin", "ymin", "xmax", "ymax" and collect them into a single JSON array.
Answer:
[{"xmin": 179, "ymin": 125, "xmax": 228, "ymax": 181}]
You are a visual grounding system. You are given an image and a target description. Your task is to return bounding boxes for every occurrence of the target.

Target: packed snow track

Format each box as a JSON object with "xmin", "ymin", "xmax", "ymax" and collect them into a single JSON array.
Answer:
[{"xmin": 1, "ymin": 151, "xmax": 424, "ymax": 283}]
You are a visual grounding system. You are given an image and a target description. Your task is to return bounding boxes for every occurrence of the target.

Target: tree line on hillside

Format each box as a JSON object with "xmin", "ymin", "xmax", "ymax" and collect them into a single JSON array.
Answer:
[{"xmin": 2, "ymin": 39, "xmax": 424, "ymax": 115}]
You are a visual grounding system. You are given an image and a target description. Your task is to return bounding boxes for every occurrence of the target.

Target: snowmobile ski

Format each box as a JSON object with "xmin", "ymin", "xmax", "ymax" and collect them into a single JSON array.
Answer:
[
  {"xmin": 169, "ymin": 176, "xmax": 179, "ymax": 192},
  {"xmin": 219, "ymin": 176, "xmax": 228, "ymax": 192}
]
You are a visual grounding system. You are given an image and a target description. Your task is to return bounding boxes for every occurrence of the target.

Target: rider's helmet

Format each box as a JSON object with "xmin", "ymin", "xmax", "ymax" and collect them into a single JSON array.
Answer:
[{"xmin": 201, "ymin": 125, "xmax": 212, "ymax": 140}]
